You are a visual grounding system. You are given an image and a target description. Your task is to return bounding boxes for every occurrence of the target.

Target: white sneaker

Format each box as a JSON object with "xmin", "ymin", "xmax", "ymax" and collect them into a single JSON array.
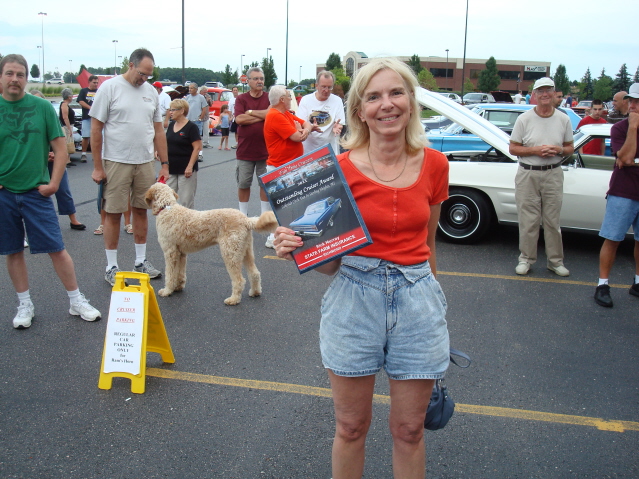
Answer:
[
  {"xmin": 548, "ymin": 264, "xmax": 570, "ymax": 277},
  {"xmin": 69, "ymin": 293, "xmax": 101, "ymax": 321},
  {"xmin": 265, "ymin": 235, "xmax": 275, "ymax": 249},
  {"xmin": 515, "ymin": 262, "xmax": 530, "ymax": 275},
  {"xmin": 13, "ymin": 301, "xmax": 34, "ymax": 329}
]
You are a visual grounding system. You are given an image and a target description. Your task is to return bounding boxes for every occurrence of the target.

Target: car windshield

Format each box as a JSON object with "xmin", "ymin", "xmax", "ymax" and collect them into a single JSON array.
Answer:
[
  {"xmin": 305, "ymin": 202, "xmax": 326, "ymax": 214},
  {"xmin": 464, "ymin": 93, "xmax": 483, "ymax": 101},
  {"xmin": 577, "ymin": 101, "xmax": 591, "ymax": 107},
  {"xmin": 219, "ymin": 91, "xmax": 233, "ymax": 102}
]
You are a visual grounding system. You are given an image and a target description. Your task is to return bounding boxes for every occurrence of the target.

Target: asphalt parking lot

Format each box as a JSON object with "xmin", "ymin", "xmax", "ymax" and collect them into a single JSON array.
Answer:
[{"xmin": 1, "ymin": 145, "xmax": 637, "ymax": 479}]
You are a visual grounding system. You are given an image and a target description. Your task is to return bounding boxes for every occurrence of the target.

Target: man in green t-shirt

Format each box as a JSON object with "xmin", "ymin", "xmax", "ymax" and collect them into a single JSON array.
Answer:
[{"xmin": 0, "ymin": 54, "xmax": 101, "ymax": 329}]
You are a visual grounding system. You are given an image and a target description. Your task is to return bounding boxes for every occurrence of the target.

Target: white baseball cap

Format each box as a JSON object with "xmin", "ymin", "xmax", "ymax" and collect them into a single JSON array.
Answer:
[
  {"xmin": 533, "ymin": 77, "xmax": 555, "ymax": 90},
  {"xmin": 624, "ymin": 83, "xmax": 639, "ymax": 99}
]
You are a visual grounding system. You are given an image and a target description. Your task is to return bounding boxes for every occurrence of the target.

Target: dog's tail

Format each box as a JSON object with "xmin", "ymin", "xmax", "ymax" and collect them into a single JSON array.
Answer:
[{"xmin": 249, "ymin": 211, "xmax": 279, "ymax": 233}]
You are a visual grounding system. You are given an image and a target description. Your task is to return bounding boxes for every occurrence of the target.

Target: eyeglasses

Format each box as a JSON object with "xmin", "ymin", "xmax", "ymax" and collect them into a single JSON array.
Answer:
[
  {"xmin": 136, "ymin": 70, "xmax": 153, "ymax": 79},
  {"xmin": 250, "ymin": 77, "xmax": 264, "ymax": 81},
  {"xmin": 318, "ymin": 86, "xmax": 334, "ymax": 91},
  {"xmin": 169, "ymin": 108, "xmax": 183, "ymax": 111}
]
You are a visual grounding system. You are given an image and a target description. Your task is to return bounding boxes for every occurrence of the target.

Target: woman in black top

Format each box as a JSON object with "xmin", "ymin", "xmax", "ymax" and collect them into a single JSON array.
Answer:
[{"xmin": 165, "ymin": 99, "xmax": 202, "ymax": 208}]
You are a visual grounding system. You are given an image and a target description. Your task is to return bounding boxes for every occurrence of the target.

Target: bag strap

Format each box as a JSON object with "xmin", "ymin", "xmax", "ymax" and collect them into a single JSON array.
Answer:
[{"xmin": 449, "ymin": 348, "xmax": 471, "ymax": 369}]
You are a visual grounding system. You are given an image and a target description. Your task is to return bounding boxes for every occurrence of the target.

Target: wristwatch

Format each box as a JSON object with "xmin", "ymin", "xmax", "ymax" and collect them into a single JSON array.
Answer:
[
  {"xmin": 634, "ymin": 158, "xmax": 639, "ymax": 165},
  {"xmin": 247, "ymin": 109, "xmax": 253, "ymax": 116},
  {"xmin": 161, "ymin": 162, "xmax": 169, "ymax": 165}
]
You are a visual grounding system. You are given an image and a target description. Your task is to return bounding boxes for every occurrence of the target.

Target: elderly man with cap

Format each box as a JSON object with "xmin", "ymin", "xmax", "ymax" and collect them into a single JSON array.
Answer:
[
  {"xmin": 152, "ymin": 81, "xmax": 171, "ymax": 128},
  {"xmin": 509, "ymin": 77, "xmax": 574, "ymax": 276},
  {"xmin": 593, "ymin": 83, "xmax": 639, "ymax": 307}
]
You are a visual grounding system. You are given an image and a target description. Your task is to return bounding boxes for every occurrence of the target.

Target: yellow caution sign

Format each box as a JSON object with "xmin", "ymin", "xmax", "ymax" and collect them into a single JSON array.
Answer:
[{"xmin": 98, "ymin": 271, "xmax": 175, "ymax": 394}]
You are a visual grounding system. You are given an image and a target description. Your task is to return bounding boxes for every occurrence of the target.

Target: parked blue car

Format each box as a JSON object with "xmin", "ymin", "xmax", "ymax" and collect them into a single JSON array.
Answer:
[
  {"xmin": 289, "ymin": 197, "xmax": 342, "ymax": 237},
  {"xmin": 427, "ymin": 104, "xmax": 583, "ymax": 154}
]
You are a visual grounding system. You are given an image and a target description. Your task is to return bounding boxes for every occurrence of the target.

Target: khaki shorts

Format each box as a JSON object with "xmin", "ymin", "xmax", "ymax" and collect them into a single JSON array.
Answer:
[
  {"xmin": 236, "ymin": 159, "xmax": 266, "ymax": 189},
  {"xmin": 103, "ymin": 160, "xmax": 156, "ymax": 213}
]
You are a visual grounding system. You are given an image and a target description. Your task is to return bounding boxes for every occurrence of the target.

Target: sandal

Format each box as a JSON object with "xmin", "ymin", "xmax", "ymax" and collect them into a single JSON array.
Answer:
[
  {"xmin": 93, "ymin": 225, "xmax": 104, "ymax": 235},
  {"xmin": 125, "ymin": 224, "xmax": 133, "ymax": 234}
]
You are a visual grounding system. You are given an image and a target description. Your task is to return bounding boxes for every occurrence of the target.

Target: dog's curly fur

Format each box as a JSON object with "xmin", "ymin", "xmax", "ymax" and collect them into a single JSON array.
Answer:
[{"xmin": 145, "ymin": 183, "xmax": 278, "ymax": 305}]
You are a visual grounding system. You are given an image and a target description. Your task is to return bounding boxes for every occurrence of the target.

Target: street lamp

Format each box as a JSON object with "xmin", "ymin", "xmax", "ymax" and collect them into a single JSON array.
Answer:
[
  {"xmin": 445, "ymin": 49, "xmax": 449, "ymax": 91},
  {"xmin": 38, "ymin": 12, "xmax": 47, "ymax": 84},
  {"xmin": 112, "ymin": 40, "xmax": 118, "ymax": 75},
  {"xmin": 266, "ymin": 48, "xmax": 271, "ymax": 61},
  {"xmin": 460, "ymin": 0, "xmax": 469, "ymax": 101},
  {"xmin": 299, "ymin": 66, "xmax": 302, "ymax": 84},
  {"xmin": 37, "ymin": 46, "xmax": 42, "ymax": 81},
  {"xmin": 285, "ymin": 0, "xmax": 289, "ymax": 86},
  {"xmin": 118, "ymin": 56, "xmax": 122, "ymax": 74}
]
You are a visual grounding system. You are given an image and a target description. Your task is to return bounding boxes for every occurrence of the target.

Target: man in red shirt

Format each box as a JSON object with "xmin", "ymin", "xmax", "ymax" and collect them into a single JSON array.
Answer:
[{"xmin": 577, "ymin": 99, "xmax": 607, "ymax": 155}]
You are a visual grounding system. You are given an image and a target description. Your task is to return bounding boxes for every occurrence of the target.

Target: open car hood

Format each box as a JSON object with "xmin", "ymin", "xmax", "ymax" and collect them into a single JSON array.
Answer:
[
  {"xmin": 416, "ymin": 87, "xmax": 517, "ymax": 161},
  {"xmin": 573, "ymin": 123, "xmax": 612, "ymax": 150}
]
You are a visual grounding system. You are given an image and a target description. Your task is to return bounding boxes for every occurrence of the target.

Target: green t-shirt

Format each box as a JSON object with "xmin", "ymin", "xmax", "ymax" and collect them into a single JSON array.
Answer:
[{"xmin": 0, "ymin": 93, "xmax": 63, "ymax": 193}]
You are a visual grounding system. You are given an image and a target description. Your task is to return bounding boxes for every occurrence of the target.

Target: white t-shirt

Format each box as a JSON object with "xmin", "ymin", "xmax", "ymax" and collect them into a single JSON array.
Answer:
[
  {"xmin": 90, "ymin": 75, "xmax": 161, "ymax": 164},
  {"xmin": 510, "ymin": 108, "xmax": 573, "ymax": 166},
  {"xmin": 296, "ymin": 93, "xmax": 345, "ymax": 154},
  {"xmin": 158, "ymin": 91, "xmax": 171, "ymax": 117},
  {"xmin": 228, "ymin": 95, "xmax": 237, "ymax": 119},
  {"xmin": 186, "ymin": 93, "xmax": 208, "ymax": 122},
  {"xmin": 514, "ymin": 93, "xmax": 522, "ymax": 104}
]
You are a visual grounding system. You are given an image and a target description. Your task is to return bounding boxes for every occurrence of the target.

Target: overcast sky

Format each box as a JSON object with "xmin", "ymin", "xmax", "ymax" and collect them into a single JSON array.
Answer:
[{"xmin": 2, "ymin": 0, "xmax": 637, "ymax": 85}]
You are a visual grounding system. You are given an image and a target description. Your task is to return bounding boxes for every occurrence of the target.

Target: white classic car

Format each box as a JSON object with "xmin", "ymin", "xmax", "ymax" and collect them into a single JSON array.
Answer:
[{"xmin": 416, "ymin": 88, "xmax": 622, "ymax": 244}]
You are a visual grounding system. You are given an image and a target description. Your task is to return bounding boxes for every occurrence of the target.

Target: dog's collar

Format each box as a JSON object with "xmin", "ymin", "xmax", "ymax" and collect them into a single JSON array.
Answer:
[{"xmin": 157, "ymin": 205, "xmax": 172, "ymax": 214}]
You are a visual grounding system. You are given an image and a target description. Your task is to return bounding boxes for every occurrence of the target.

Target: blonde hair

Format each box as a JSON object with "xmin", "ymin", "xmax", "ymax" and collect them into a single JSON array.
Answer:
[
  {"xmin": 170, "ymin": 98, "xmax": 189, "ymax": 115},
  {"xmin": 341, "ymin": 57, "xmax": 427, "ymax": 153}
]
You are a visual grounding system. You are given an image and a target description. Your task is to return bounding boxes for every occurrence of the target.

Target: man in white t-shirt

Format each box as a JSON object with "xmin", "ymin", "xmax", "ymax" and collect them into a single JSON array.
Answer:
[
  {"xmin": 152, "ymin": 81, "xmax": 171, "ymax": 127},
  {"xmin": 513, "ymin": 90, "xmax": 522, "ymax": 105},
  {"xmin": 228, "ymin": 86, "xmax": 239, "ymax": 148},
  {"xmin": 296, "ymin": 71, "xmax": 345, "ymax": 154},
  {"xmin": 186, "ymin": 83, "xmax": 209, "ymax": 160},
  {"xmin": 90, "ymin": 48, "xmax": 169, "ymax": 286}
]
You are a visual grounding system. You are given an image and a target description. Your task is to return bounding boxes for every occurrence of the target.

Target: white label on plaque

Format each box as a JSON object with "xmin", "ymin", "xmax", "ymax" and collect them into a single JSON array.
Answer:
[{"xmin": 103, "ymin": 291, "xmax": 145, "ymax": 375}]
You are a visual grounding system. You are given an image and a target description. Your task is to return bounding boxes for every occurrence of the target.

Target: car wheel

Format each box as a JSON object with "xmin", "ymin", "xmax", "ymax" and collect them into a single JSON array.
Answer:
[{"xmin": 438, "ymin": 188, "xmax": 493, "ymax": 244}]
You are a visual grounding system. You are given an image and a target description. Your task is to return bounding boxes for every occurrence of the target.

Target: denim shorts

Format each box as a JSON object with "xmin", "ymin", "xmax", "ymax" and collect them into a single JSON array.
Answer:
[
  {"xmin": 320, "ymin": 256, "xmax": 450, "ymax": 380},
  {"xmin": 0, "ymin": 188, "xmax": 65, "ymax": 255},
  {"xmin": 82, "ymin": 119, "xmax": 92, "ymax": 138},
  {"xmin": 599, "ymin": 195, "xmax": 639, "ymax": 241}
]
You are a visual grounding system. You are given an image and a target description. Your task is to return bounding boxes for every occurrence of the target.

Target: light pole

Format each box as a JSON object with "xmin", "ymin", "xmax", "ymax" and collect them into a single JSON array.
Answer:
[
  {"xmin": 445, "ymin": 49, "xmax": 449, "ymax": 91},
  {"xmin": 460, "ymin": 0, "xmax": 469, "ymax": 101},
  {"xmin": 37, "ymin": 46, "xmax": 42, "ymax": 81},
  {"xmin": 285, "ymin": 0, "xmax": 289, "ymax": 86},
  {"xmin": 118, "ymin": 56, "xmax": 122, "ymax": 74},
  {"xmin": 112, "ymin": 40, "xmax": 118, "ymax": 75},
  {"xmin": 69, "ymin": 60, "xmax": 72, "ymax": 82},
  {"xmin": 299, "ymin": 66, "xmax": 302, "ymax": 84},
  {"xmin": 266, "ymin": 48, "xmax": 271, "ymax": 61},
  {"xmin": 38, "ymin": 12, "xmax": 47, "ymax": 83}
]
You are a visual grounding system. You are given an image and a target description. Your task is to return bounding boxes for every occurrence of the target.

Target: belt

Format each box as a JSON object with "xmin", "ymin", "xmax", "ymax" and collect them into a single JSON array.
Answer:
[{"xmin": 518, "ymin": 162, "xmax": 562, "ymax": 171}]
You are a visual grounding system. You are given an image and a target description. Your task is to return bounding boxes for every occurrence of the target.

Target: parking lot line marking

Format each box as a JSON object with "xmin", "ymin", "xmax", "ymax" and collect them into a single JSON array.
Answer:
[
  {"xmin": 261, "ymin": 258, "xmax": 626, "ymax": 288},
  {"xmin": 264, "ymin": 255, "xmax": 286, "ymax": 261},
  {"xmin": 147, "ymin": 368, "xmax": 639, "ymax": 433},
  {"xmin": 437, "ymin": 271, "xmax": 628, "ymax": 289}
]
